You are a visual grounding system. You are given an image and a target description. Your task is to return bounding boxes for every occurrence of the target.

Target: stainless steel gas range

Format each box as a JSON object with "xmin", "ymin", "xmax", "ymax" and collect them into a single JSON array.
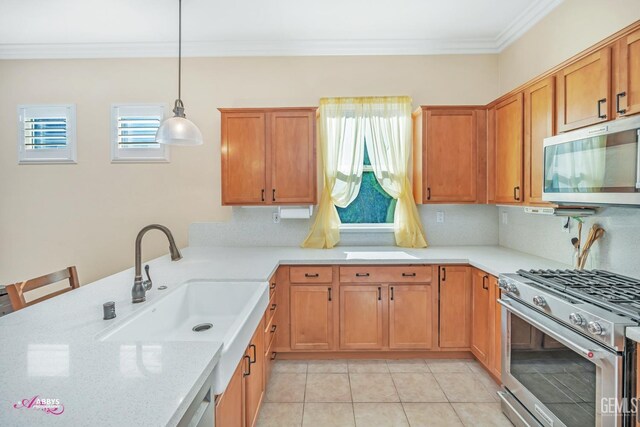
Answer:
[{"xmin": 498, "ymin": 269, "xmax": 640, "ymax": 427}]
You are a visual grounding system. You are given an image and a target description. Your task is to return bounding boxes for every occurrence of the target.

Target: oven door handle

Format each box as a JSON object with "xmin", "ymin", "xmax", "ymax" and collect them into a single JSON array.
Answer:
[{"xmin": 498, "ymin": 299, "xmax": 603, "ymax": 361}]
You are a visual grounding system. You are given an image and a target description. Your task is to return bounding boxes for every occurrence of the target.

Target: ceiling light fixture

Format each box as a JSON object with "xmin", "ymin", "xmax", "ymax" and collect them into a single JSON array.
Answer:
[{"xmin": 155, "ymin": 0, "xmax": 203, "ymax": 146}]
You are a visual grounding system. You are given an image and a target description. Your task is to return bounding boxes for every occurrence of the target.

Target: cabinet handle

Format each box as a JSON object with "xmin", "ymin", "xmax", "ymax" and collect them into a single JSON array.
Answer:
[
  {"xmin": 378, "ymin": 286, "xmax": 382, "ymax": 301},
  {"xmin": 616, "ymin": 92, "xmax": 627, "ymax": 115},
  {"xmin": 261, "ymin": 189, "xmax": 265, "ymax": 202},
  {"xmin": 243, "ymin": 355, "xmax": 251, "ymax": 377},
  {"xmin": 513, "ymin": 186, "xmax": 520, "ymax": 201},
  {"xmin": 271, "ymin": 324, "xmax": 277, "ymax": 333},
  {"xmin": 427, "ymin": 187, "xmax": 431, "ymax": 200},
  {"xmin": 390, "ymin": 286, "xmax": 394, "ymax": 301},
  {"xmin": 272, "ymin": 189, "xmax": 276, "ymax": 202},
  {"xmin": 402, "ymin": 272, "xmax": 416, "ymax": 277},
  {"xmin": 270, "ymin": 282, "xmax": 276, "ymax": 290},
  {"xmin": 356, "ymin": 272, "xmax": 370, "ymax": 277},
  {"xmin": 270, "ymin": 352, "xmax": 277, "ymax": 360},
  {"xmin": 441, "ymin": 267, "xmax": 446, "ymax": 282},
  {"xmin": 270, "ymin": 303, "xmax": 277, "ymax": 311},
  {"xmin": 305, "ymin": 273, "xmax": 319, "ymax": 278},
  {"xmin": 328, "ymin": 287, "xmax": 332, "ymax": 301},
  {"xmin": 482, "ymin": 275, "xmax": 489, "ymax": 290},
  {"xmin": 597, "ymin": 98, "xmax": 607, "ymax": 119},
  {"xmin": 249, "ymin": 344, "xmax": 257, "ymax": 363}
]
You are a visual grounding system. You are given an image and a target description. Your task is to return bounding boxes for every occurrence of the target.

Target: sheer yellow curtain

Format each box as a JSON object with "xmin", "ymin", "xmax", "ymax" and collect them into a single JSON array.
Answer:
[
  {"xmin": 364, "ymin": 96, "xmax": 427, "ymax": 248},
  {"xmin": 302, "ymin": 98, "xmax": 365, "ymax": 248}
]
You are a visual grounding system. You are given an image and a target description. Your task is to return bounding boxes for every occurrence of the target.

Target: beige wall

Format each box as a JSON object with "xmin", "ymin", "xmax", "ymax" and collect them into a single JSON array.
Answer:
[
  {"xmin": 498, "ymin": 0, "xmax": 640, "ymax": 93},
  {"xmin": 0, "ymin": 55, "xmax": 498, "ymax": 285}
]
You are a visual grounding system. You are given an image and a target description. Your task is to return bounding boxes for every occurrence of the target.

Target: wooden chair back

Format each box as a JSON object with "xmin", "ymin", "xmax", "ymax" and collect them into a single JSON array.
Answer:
[{"xmin": 6, "ymin": 266, "xmax": 79, "ymax": 311}]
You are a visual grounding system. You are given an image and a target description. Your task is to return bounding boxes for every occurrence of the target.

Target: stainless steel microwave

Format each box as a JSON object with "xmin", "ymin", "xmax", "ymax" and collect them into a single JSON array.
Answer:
[{"xmin": 542, "ymin": 116, "xmax": 640, "ymax": 205}]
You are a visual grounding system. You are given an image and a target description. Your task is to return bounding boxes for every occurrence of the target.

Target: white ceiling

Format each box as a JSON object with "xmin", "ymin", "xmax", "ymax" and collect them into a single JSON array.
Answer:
[{"xmin": 0, "ymin": 0, "xmax": 563, "ymax": 59}]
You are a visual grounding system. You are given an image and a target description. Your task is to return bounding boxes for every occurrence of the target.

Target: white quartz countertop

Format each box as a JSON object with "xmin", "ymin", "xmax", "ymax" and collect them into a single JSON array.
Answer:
[{"xmin": 0, "ymin": 244, "xmax": 569, "ymax": 426}]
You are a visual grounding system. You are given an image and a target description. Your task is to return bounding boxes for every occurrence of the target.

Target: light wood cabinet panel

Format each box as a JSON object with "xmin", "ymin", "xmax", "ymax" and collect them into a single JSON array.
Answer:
[
  {"xmin": 490, "ymin": 276, "xmax": 502, "ymax": 381},
  {"xmin": 489, "ymin": 93, "xmax": 524, "ymax": 204},
  {"xmin": 215, "ymin": 360, "xmax": 244, "ymax": 427},
  {"xmin": 290, "ymin": 285, "xmax": 334, "ymax": 350},
  {"xmin": 221, "ymin": 112, "xmax": 267, "ymax": 205},
  {"xmin": 471, "ymin": 269, "xmax": 490, "ymax": 364},
  {"xmin": 340, "ymin": 285, "xmax": 385, "ymax": 350},
  {"xmin": 244, "ymin": 324, "xmax": 264, "ymax": 427},
  {"xmin": 524, "ymin": 77, "xmax": 555, "ymax": 205},
  {"xmin": 615, "ymin": 28, "xmax": 640, "ymax": 118},
  {"xmin": 339, "ymin": 266, "xmax": 431, "ymax": 283},
  {"xmin": 557, "ymin": 47, "xmax": 612, "ymax": 132},
  {"xmin": 438, "ymin": 266, "xmax": 471, "ymax": 349},
  {"xmin": 270, "ymin": 111, "xmax": 316, "ymax": 203},
  {"xmin": 389, "ymin": 284, "xmax": 433, "ymax": 350},
  {"xmin": 289, "ymin": 266, "xmax": 333, "ymax": 284}
]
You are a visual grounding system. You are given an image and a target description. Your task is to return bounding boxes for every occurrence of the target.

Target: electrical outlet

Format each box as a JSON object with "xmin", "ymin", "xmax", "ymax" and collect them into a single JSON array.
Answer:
[
  {"xmin": 501, "ymin": 211, "xmax": 508, "ymax": 225},
  {"xmin": 272, "ymin": 212, "xmax": 280, "ymax": 223},
  {"xmin": 436, "ymin": 211, "xmax": 445, "ymax": 223}
]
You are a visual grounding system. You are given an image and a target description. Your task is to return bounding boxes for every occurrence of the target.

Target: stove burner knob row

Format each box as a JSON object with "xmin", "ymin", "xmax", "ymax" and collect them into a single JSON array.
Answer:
[
  {"xmin": 498, "ymin": 279, "xmax": 518, "ymax": 293},
  {"xmin": 532, "ymin": 296, "xmax": 547, "ymax": 307},
  {"xmin": 569, "ymin": 313, "xmax": 586, "ymax": 326},
  {"xmin": 587, "ymin": 321, "xmax": 604, "ymax": 336}
]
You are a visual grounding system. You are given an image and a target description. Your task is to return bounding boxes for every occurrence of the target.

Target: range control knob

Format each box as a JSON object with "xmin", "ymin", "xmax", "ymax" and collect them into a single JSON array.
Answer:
[
  {"xmin": 532, "ymin": 296, "xmax": 547, "ymax": 307},
  {"xmin": 499, "ymin": 280, "xmax": 518, "ymax": 293},
  {"xmin": 569, "ymin": 313, "xmax": 585, "ymax": 326},
  {"xmin": 587, "ymin": 321, "xmax": 604, "ymax": 336}
]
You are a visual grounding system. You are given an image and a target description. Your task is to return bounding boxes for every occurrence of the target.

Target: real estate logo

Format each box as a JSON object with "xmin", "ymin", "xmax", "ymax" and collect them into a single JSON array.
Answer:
[{"xmin": 13, "ymin": 395, "xmax": 64, "ymax": 416}]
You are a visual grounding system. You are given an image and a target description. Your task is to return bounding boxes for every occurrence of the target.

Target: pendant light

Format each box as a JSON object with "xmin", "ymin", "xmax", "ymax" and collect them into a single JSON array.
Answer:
[{"xmin": 155, "ymin": 0, "xmax": 203, "ymax": 146}]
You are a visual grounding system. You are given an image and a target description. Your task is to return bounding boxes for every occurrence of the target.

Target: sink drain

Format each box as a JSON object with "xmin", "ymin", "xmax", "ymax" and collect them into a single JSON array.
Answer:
[{"xmin": 192, "ymin": 323, "xmax": 213, "ymax": 332}]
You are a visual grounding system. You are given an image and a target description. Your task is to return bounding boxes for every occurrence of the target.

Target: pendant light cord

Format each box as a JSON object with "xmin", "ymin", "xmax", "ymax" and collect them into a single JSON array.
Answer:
[{"xmin": 178, "ymin": 0, "xmax": 182, "ymax": 102}]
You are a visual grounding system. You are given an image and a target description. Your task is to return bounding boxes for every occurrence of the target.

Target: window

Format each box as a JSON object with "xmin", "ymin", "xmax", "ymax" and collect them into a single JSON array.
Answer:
[
  {"xmin": 111, "ymin": 104, "xmax": 168, "ymax": 163},
  {"xmin": 337, "ymin": 145, "xmax": 396, "ymax": 229},
  {"xmin": 17, "ymin": 104, "xmax": 77, "ymax": 164}
]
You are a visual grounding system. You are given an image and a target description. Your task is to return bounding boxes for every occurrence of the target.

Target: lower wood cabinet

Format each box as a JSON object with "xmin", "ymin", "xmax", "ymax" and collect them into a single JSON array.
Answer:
[
  {"xmin": 215, "ymin": 361, "xmax": 244, "ymax": 427},
  {"xmin": 490, "ymin": 276, "xmax": 502, "ymax": 380},
  {"xmin": 290, "ymin": 285, "xmax": 334, "ymax": 350},
  {"xmin": 340, "ymin": 285, "xmax": 385, "ymax": 350},
  {"xmin": 389, "ymin": 284, "xmax": 433, "ymax": 350},
  {"xmin": 438, "ymin": 266, "xmax": 472, "ymax": 348},
  {"xmin": 471, "ymin": 268, "xmax": 491, "ymax": 364},
  {"xmin": 244, "ymin": 325, "xmax": 264, "ymax": 427}
]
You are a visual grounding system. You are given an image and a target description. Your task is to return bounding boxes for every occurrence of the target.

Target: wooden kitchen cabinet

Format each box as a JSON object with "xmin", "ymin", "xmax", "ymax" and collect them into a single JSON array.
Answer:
[
  {"xmin": 490, "ymin": 275, "xmax": 502, "ymax": 381},
  {"xmin": 488, "ymin": 93, "xmax": 524, "ymax": 204},
  {"xmin": 438, "ymin": 266, "xmax": 472, "ymax": 349},
  {"xmin": 471, "ymin": 268, "xmax": 491, "ymax": 365},
  {"xmin": 215, "ymin": 360, "xmax": 244, "ymax": 427},
  {"xmin": 290, "ymin": 285, "xmax": 334, "ymax": 350},
  {"xmin": 615, "ymin": 27, "xmax": 640, "ymax": 118},
  {"xmin": 389, "ymin": 284, "xmax": 433, "ymax": 350},
  {"xmin": 244, "ymin": 323, "xmax": 264, "ymax": 427},
  {"xmin": 556, "ymin": 47, "xmax": 612, "ymax": 132},
  {"xmin": 412, "ymin": 107, "xmax": 485, "ymax": 203},
  {"xmin": 340, "ymin": 285, "xmax": 385, "ymax": 350},
  {"xmin": 524, "ymin": 76, "xmax": 555, "ymax": 205},
  {"xmin": 220, "ymin": 108, "xmax": 317, "ymax": 206}
]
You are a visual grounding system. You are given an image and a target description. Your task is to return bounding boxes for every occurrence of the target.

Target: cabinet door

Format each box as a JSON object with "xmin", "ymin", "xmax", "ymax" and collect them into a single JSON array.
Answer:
[
  {"xmin": 221, "ymin": 112, "xmax": 267, "ymax": 205},
  {"xmin": 557, "ymin": 47, "xmax": 611, "ymax": 132},
  {"xmin": 244, "ymin": 324, "xmax": 264, "ymax": 427},
  {"xmin": 490, "ymin": 276, "xmax": 502, "ymax": 381},
  {"xmin": 215, "ymin": 359, "xmax": 244, "ymax": 427},
  {"xmin": 340, "ymin": 285, "xmax": 384, "ymax": 350},
  {"xmin": 471, "ymin": 269, "xmax": 490, "ymax": 365},
  {"xmin": 438, "ymin": 266, "xmax": 471, "ymax": 348},
  {"xmin": 269, "ymin": 110, "xmax": 316, "ymax": 204},
  {"xmin": 424, "ymin": 109, "xmax": 477, "ymax": 202},
  {"xmin": 290, "ymin": 285, "xmax": 334, "ymax": 350},
  {"xmin": 615, "ymin": 28, "xmax": 640, "ymax": 118},
  {"xmin": 524, "ymin": 77, "xmax": 555, "ymax": 205},
  {"xmin": 389, "ymin": 284, "xmax": 433, "ymax": 350},
  {"xmin": 490, "ymin": 93, "xmax": 524, "ymax": 204}
]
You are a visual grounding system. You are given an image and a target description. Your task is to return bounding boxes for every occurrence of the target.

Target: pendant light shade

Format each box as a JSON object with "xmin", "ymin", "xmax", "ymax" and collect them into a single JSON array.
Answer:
[{"xmin": 155, "ymin": 0, "xmax": 203, "ymax": 146}]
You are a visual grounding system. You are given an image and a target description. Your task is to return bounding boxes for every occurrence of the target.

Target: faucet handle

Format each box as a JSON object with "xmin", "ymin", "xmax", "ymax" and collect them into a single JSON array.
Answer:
[{"xmin": 144, "ymin": 264, "xmax": 152, "ymax": 291}]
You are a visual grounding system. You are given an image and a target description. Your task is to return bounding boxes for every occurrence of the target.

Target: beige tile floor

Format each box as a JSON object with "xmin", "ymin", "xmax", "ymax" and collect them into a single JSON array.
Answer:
[{"xmin": 257, "ymin": 359, "xmax": 513, "ymax": 427}]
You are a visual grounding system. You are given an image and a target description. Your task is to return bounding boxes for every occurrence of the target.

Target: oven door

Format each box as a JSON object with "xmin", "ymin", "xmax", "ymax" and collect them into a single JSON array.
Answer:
[{"xmin": 500, "ymin": 297, "xmax": 623, "ymax": 427}]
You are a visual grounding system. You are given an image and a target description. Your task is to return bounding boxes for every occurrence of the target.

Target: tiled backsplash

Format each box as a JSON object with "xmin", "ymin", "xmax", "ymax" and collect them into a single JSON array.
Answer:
[
  {"xmin": 189, "ymin": 204, "xmax": 499, "ymax": 247},
  {"xmin": 499, "ymin": 206, "xmax": 640, "ymax": 278}
]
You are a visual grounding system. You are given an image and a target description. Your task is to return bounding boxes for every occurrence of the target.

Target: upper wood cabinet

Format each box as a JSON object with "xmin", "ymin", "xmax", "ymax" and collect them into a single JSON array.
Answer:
[
  {"xmin": 220, "ymin": 108, "xmax": 317, "ymax": 206},
  {"xmin": 412, "ymin": 107, "xmax": 486, "ymax": 204},
  {"xmin": 524, "ymin": 77, "xmax": 555, "ymax": 205},
  {"xmin": 388, "ymin": 284, "xmax": 434, "ymax": 350},
  {"xmin": 615, "ymin": 27, "xmax": 640, "ymax": 118},
  {"xmin": 438, "ymin": 265, "xmax": 471, "ymax": 349},
  {"xmin": 556, "ymin": 47, "xmax": 612, "ymax": 132},
  {"xmin": 290, "ymin": 285, "xmax": 334, "ymax": 351},
  {"xmin": 488, "ymin": 93, "xmax": 524, "ymax": 204},
  {"xmin": 471, "ymin": 268, "xmax": 490, "ymax": 365}
]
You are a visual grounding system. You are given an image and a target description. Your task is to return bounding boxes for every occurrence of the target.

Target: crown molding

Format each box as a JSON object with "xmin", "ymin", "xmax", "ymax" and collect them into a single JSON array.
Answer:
[{"xmin": 0, "ymin": 1, "xmax": 563, "ymax": 60}]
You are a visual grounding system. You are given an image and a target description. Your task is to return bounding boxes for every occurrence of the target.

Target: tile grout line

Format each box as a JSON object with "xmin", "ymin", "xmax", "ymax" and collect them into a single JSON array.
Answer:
[
  {"xmin": 348, "ymin": 361, "xmax": 356, "ymax": 426},
  {"xmin": 386, "ymin": 360, "xmax": 412, "ymax": 426},
  {"xmin": 301, "ymin": 362, "xmax": 308, "ymax": 427}
]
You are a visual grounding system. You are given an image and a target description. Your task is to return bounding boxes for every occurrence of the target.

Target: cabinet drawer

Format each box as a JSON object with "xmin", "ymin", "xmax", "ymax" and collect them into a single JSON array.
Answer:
[
  {"xmin": 339, "ymin": 266, "xmax": 431, "ymax": 283},
  {"xmin": 290, "ymin": 266, "xmax": 333, "ymax": 283},
  {"xmin": 265, "ymin": 290, "xmax": 277, "ymax": 324},
  {"xmin": 264, "ymin": 313, "xmax": 277, "ymax": 351}
]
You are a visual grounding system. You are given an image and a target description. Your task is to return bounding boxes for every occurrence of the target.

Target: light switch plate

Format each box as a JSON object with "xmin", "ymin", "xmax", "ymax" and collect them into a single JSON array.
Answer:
[
  {"xmin": 436, "ymin": 211, "xmax": 445, "ymax": 223},
  {"xmin": 502, "ymin": 212, "xmax": 508, "ymax": 225}
]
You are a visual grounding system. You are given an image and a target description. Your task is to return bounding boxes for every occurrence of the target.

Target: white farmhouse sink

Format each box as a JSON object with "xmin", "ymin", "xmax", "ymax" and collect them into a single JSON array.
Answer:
[{"xmin": 99, "ymin": 280, "xmax": 269, "ymax": 394}]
